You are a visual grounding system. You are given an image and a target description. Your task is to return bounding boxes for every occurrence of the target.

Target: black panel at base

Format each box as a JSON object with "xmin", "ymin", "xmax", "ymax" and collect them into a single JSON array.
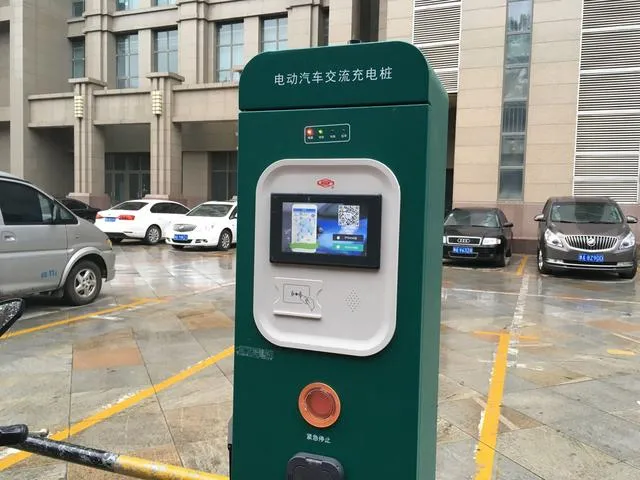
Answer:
[{"xmin": 287, "ymin": 453, "xmax": 344, "ymax": 480}]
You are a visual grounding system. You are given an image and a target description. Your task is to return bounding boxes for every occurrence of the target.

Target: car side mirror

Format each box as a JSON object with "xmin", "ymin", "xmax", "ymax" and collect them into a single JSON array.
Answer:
[
  {"xmin": 627, "ymin": 216, "xmax": 638, "ymax": 224},
  {"xmin": 503, "ymin": 222, "xmax": 514, "ymax": 228},
  {"xmin": 534, "ymin": 214, "xmax": 544, "ymax": 222},
  {"xmin": 0, "ymin": 298, "xmax": 25, "ymax": 338}
]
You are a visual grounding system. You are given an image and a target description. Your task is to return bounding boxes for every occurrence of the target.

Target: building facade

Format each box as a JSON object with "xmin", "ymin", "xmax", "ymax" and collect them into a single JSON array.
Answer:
[{"xmin": 0, "ymin": 0, "xmax": 638, "ymax": 246}]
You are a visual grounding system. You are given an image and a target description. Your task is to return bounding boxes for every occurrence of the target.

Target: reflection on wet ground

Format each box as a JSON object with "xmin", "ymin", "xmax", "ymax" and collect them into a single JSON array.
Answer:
[{"xmin": 1, "ymin": 248, "xmax": 640, "ymax": 479}]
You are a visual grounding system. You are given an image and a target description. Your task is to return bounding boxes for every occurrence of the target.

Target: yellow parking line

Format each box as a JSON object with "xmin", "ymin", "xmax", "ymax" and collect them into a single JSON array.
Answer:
[
  {"xmin": 0, "ymin": 346, "xmax": 235, "ymax": 472},
  {"xmin": 1, "ymin": 299, "xmax": 158, "ymax": 340},
  {"xmin": 474, "ymin": 332, "xmax": 510, "ymax": 480},
  {"xmin": 474, "ymin": 330, "xmax": 538, "ymax": 341},
  {"xmin": 607, "ymin": 349, "xmax": 636, "ymax": 356},
  {"xmin": 516, "ymin": 255, "xmax": 529, "ymax": 276}
]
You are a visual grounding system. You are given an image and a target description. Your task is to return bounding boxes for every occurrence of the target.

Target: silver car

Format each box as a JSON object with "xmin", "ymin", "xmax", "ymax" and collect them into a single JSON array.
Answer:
[{"xmin": 0, "ymin": 172, "xmax": 116, "ymax": 305}]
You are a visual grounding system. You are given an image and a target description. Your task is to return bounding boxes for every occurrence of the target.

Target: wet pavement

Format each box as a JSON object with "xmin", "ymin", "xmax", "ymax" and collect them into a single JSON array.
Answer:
[{"xmin": 1, "ymin": 245, "xmax": 640, "ymax": 479}]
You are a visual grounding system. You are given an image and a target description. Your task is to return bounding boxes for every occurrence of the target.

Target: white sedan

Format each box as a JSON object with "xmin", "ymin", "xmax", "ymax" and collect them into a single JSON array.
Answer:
[
  {"xmin": 165, "ymin": 201, "xmax": 238, "ymax": 251},
  {"xmin": 95, "ymin": 199, "xmax": 190, "ymax": 245}
]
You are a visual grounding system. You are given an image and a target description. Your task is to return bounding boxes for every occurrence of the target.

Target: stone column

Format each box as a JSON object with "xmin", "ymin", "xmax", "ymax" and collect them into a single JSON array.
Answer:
[
  {"xmin": 146, "ymin": 72, "xmax": 184, "ymax": 202},
  {"xmin": 83, "ymin": 0, "xmax": 113, "ymax": 86},
  {"xmin": 243, "ymin": 16, "xmax": 260, "ymax": 65},
  {"xmin": 139, "ymin": 29, "xmax": 153, "ymax": 89},
  {"xmin": 177, "ymin": 0, "xmax": 209, "ymax": 84},
  {"xmin": 329, "ymin": 0, "xmax": 359, "ymax": 45},
  {"xmin": 68, "ymin": 78, "xmax": 110, "ymax": 209},
  {"xmin": 288, "ymin": 4, "xmax": 314, "ymax": 49}
]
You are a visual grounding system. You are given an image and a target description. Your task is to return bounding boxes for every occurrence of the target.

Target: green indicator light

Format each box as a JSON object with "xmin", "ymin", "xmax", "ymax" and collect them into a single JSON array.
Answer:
[{"xmin": 318, "ymin": 129, "xmax": 324, "ymax": 134}]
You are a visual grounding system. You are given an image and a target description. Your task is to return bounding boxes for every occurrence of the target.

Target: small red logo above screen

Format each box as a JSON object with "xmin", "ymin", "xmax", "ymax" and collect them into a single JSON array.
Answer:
[{"xmin": 317, "ymin": 178, "xmax": 335, "ymax": 188}]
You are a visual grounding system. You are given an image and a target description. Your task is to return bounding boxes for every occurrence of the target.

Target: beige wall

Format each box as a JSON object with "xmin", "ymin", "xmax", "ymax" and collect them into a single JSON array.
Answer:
[
  {"xmin": 102, "ymin": 125, "xmax": 150, "ymax": 152},
  {"xmin": 380, "ymin": 0, "xmax": 412, "ymax": 42},
  {"xmin": 11, "ymin": 0, "xmax": 73, "ymax": 192},
  {"xmin": 329, "ymin": 0, "xmax": 357, "ymax": 44},
  {"xmin": 524, "ymin": 0, "xmax": 581, "ymax": 206},
  {"xmin": 182, "ymin": 122, "xmax": 237, "ymax": 152},
  {"xmin": 0, "ymin": 123, "xmax": 9, "ymax": 172},
  {"xmin": 453, "ymin": 0, "xmax": 506, "ymax": 204},
  {"xmin": 0, "ymin": 23, "xmax": 8, "ymax": 108},
  {"xmin": 182, "ymin": 151, "xmax": 210, "ymax": 207}
]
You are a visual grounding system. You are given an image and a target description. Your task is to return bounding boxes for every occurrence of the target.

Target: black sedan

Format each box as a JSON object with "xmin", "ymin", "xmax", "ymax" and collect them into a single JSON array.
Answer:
[
  {"xmin": 443, "ymin": 207, "xmax": 514, "ymax": 267},
  {"xmin": 56, "ymin": 197, "xmax": 100, "ymax": 222}
]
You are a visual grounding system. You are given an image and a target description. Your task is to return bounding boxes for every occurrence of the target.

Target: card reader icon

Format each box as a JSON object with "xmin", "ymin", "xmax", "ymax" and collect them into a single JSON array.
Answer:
[{"xmin": 283, "ymin": 284, "xmax": 315, "ymax": 311}]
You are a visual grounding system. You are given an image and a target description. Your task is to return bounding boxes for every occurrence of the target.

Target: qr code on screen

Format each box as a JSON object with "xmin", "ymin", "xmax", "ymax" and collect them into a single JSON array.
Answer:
[{"xmin": 337, "ymin": 205, "xmax": 360, "ymax": 228}]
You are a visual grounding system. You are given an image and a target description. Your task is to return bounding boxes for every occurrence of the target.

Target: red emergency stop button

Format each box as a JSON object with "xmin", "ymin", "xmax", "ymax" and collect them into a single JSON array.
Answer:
[{"xmin": 298, "ymin": 382, "xmax": 341, "ymax": 428}]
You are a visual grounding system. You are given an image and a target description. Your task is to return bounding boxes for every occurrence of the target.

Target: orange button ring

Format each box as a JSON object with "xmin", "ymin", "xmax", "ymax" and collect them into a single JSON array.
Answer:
[{"xmin": 298, "ymin": 382, "xmax": 341, "ymax": 429}]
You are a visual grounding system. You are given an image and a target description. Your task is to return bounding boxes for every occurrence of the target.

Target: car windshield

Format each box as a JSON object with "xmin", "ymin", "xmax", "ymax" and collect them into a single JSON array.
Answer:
[
  {"xmin": 113, "ymin": 201, "xmax": 147, "ymax": 211},
  {"xmin": 550, "ymin": 202, "xmax": 623, "ymax": 224},
  {"xmin": 187, "ymin": 204, "xmax": 232, "ymax": 217},
  {"xmin": 445, "ymin": 210, "xmax": 500, "ymax": 228}
]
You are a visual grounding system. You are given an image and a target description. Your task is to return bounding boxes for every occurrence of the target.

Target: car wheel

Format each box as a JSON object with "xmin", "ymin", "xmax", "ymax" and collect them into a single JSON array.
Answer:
[
  {"xmin": 496, "ymin": 248, "xmax": 510, "ymax": 268},
  {"xmin": 218, "ymin": 229, "xmax": 232, "ymax": 251},
  {"xmin": 171, "ymin": 245, "xmax": 185, "ymax": 250},
  {"xmin": 144, "ymin": 225, "xmax": 162, "ymax": 245},
  {"xmin": 619, "ymin": 261, "xmax": 637, "ymax": 280},
  {"xmin": 63, "ymin": 260, "xmax": 102, "ymax": 306},
  {"xmin": 537, "ymin": 248, "xmax": 551, "ymax": 275}
]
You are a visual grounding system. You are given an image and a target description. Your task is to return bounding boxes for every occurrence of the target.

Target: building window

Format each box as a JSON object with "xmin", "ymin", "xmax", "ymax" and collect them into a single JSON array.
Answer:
[
  {"xmin": 153, "ymin": 0, "xmax": 176, "ymax": 5},
  {"xmin": 71, "ymin": 1, "xmax": 85, "ymax": 17},
  {"xmin": 71, "ymin": 38, "xmax": 85, "ymax": 78},
  {"xmin": 116, "ymin": 0, "xmax": 139, "ymax": 11},
  {"xmin": 154, "ymin": 29, "xmax": 178, "ymax": 73},
  {"xmin": 498, "ymin": 0, "xmax": 533, "ymax": 201},
  {"xmin": 116, "ymin": 33, "xmax": 139, "ymax": 88},
  {"xmin": 217, "ymin": 22, "xmax": 244, "ymax": 82},
  {"xmin": 211, "ymin": 152, "xmax": 237, "ymax": 201},
  {"xmin": 320, "ymin": 8, "xmax": 329, "ymax": 46},
  {"xmin": 105, "ymin": 153, "xmax": 151, "ymax": 204},
  {"xmin": 261, "ymin": 16, "xmax": 288, "ymax": 52}
]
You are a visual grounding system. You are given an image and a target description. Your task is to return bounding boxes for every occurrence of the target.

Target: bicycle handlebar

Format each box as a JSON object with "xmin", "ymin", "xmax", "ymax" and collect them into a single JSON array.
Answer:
[{"xmin": 0, "ymin": 424, "xmax": 28, "ymax": 447}]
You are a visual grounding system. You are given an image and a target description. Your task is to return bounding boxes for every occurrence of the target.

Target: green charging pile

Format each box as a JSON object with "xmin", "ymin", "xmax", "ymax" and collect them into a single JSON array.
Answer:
[{"xmin": 232, "ymin": 41, "xmax": 448, "ymax": 479}]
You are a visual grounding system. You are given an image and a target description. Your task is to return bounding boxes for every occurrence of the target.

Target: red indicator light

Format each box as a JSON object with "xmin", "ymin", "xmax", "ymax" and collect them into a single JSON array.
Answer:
[
  {"xmin": 306, "ymin": 389, "xmax": 335, "ymax": 419},
  {"xmin": 306, "ymin": 128, "xmax": 314, "ymax": 136},
  {"xmin": 317, "ymin": 178, "xmax": 335, "ymax": 188},
  {"xmin": 298, "ymin": 382, "xmax": 341, "ymax": 428}
]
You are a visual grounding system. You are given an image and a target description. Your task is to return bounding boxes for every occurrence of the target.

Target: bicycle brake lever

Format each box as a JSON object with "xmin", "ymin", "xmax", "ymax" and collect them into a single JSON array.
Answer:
[{"xmin": 0, "ymin": 424, "xmax": 28, "ymax": 447}]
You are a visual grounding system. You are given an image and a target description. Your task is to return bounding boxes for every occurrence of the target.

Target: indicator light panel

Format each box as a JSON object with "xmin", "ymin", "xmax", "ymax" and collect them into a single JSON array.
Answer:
[{"xmin": 304, "ymin": 124, "xmax": 351, "ymax": 144}]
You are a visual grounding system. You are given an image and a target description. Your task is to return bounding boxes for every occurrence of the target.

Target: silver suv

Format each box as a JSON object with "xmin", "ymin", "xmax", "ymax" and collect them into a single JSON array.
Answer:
[{"xmin": 0, "ymin": 172, "xmax": 116, "ymax": 305}]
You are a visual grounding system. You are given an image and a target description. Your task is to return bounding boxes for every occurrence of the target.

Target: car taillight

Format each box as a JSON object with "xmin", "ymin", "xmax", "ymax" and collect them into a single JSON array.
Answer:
[
  {"xmin": 118, "ymin": 215, "xmax": 135, "ymax": 221},
  {"xmin": 96, "ymin": 214, "xmax": 103, "ymax": 219}
]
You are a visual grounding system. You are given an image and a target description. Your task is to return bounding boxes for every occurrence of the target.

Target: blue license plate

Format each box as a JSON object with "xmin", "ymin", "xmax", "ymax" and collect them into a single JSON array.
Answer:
[
  {"xmin": 173, "ymin": 234, "xmax": 188, "ymax": 241},
  {"xmin": 578, "ymin": 253, "xmax": 604, "ymax": 263},
  {"xmin": 105, "ymin": 217, "xmax": 116, "ymax": 223},
  {"xmin": 452, "ymin": 246, "xmax": 474, "ymax": 255}
]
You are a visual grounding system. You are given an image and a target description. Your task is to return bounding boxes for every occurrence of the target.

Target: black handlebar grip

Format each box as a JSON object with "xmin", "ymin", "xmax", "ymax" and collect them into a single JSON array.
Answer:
[{"xmin": 0, "ymin": 425, "xmax": 28, "ymax": 447}]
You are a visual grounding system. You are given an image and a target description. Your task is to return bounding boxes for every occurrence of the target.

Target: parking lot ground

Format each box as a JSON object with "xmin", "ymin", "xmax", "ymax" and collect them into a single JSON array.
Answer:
[{"xmin": 1, "ymin": 247, "xmax": 640, "ymax": 479}]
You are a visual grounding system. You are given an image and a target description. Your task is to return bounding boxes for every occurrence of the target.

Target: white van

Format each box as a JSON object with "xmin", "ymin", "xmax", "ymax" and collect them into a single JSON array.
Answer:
[{"xmin": 0, "ymin": 172, "xmax": 116, "ymax": 305}]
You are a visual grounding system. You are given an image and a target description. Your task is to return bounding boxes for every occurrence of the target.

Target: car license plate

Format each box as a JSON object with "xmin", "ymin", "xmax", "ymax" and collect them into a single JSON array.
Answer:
[
  {"xmin": 578, "ymin": 253, "xmax": 604, "ymax": 263},
  {"xmin": 105, "ymin": 217, "xmax": 116, "ymax": 223},
  {"xmin": 452, "ymin": 246, "xmax": 474, "ymax": 255},
  {"xmin": 173, "ymin": 234, "xmax": 188, "ymax": 241}
]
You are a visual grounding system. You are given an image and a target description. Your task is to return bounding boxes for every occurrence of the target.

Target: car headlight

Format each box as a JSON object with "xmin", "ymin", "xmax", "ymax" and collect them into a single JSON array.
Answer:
[
  {"xmin": 544, "ymin": 229, "xmax": 564, "ymax": 249},
  {"xmin": 619, "ymin": 231, "xmax": 636, "ymax": 250},
  {"xmin": 443, "ymin": 235, "xmax": 447, "ymax": 244},
  {"xmin": 482, "ymin": 237, "xmax": 501, "ymax": 246}
]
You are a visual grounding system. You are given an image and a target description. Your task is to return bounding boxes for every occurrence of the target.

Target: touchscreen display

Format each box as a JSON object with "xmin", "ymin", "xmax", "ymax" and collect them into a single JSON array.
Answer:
[
  {"xmin": 270, "ymin": 194, "xmax": 382, "ymax": 269},
  {"xmin": 284, "ymin": 202, "xmax": 368, "ymax": 256}
]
